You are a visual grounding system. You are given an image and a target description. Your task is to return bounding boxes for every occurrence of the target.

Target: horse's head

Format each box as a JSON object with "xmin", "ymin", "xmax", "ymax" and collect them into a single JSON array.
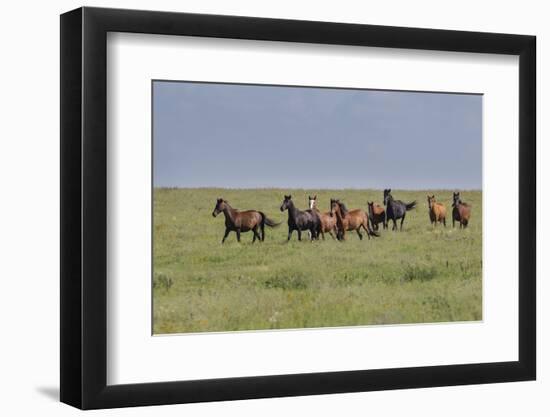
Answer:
[
  {"xmin": 280, "ymin": 195, "xmax": 292, "ymax": 212},
  {"xmin": 212, "ymin": 198, "xmax": 226, "ymax": 217},
  {"xmin": 427, "ymin": 195, "xmax": 436, "ymax": 209},
  {"xmin": 367, "ymin": 201, "xmax": 374, "ymax": 216},
  {"xmin": 308, "ymin": 195, "xmax": 317, "ymax": 210},
  {"xmin": 452, "ymin": 192, "xmax": 460, "ymax": 207},
  {"xmin": 383, "ymin": 189, "xmax": 392, "ymax": 205}
]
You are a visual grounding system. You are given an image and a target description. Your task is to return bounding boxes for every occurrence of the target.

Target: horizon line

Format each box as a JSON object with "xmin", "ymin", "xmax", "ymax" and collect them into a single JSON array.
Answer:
[{"xmin": 153, "ymin": 186, "xmax": 482, "ymax": 191}]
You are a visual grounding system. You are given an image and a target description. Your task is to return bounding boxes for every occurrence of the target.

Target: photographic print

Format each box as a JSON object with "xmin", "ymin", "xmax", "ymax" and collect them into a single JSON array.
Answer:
[{"xmin": 152, "ymin": 80, "xmax": 482, "ymax": 334}]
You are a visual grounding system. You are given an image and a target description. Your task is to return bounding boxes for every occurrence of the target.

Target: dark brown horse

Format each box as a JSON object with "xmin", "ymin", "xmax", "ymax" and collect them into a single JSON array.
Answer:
[
  {"xmin": 383, "ymin": 189, "xmax": 416, "ymax": 231},
  {"xmin": 280, "ymin": 195, "xmax": 321, "ymax": 241},
  {"xmin": 212, "ymin": 198, "xmax": 280, "ymax": 243},
  {"xmin": 427, "ymin": 195, "xmax": 447, "ymax": 227},
  {"xmin": 452, "ymin": 192, "xmax": 471, "ymax": 228},
  {"xmin": 308, "ymin": 195, "xmax": 337, "ymax": 239},
  {"xmin": 330, "ymin": 199, "xmax": 378, "ymax": 240},
  {"xmin": 367, "ymin": 201, "xmax": 386, "ymax": 230}
]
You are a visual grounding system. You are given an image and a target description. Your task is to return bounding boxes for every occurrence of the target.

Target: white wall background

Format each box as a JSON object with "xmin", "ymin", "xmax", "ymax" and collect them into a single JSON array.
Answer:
[{"xmin": 0, "ymin": 0, "xmax": 545, "ymax": 415}]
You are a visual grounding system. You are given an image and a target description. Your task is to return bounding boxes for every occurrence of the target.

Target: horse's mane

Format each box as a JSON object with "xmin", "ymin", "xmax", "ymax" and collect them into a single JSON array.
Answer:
[
  {"xmin": 338, "ymin": 201, "xmax": 348, "ymax": 216},
  {"xmin": 223, "ymin": 200, "xmax": 237, "ymax": 211}
]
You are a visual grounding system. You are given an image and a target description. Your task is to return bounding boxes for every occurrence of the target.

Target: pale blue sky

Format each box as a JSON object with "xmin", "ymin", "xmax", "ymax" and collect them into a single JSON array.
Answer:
[{"xmin": 153, "ymin": 81, "xmax": 482, "ymax": 189}]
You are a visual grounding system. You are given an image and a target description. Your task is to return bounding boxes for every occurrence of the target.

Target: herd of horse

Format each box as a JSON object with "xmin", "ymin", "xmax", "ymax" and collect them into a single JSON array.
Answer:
[{"xmin": 211, "ymin": 190, "xmax": 472, "ymax": 243}]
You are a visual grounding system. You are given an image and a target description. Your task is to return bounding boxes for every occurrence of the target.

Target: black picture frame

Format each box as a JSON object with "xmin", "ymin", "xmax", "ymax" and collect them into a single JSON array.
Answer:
[{"xmin": 60, "ymin": 6, "xmax": 536, "ymax": 410}]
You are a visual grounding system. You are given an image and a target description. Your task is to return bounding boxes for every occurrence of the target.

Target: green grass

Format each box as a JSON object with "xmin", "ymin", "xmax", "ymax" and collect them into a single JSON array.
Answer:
[{"xmin": 153, "ymin": 188, "xmax": 482, "ymax": 334}]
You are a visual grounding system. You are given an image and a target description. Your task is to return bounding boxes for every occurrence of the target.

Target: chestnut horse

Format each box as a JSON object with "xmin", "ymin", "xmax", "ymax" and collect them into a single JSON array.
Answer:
[
  {"xmin": 212, "ymin": 198, "xmax": 280, "ymax": 243},
  {"xmin": 452, "ymin": 192, "xmax": 471, "ymax": 228},
  {"xmin": 367, "ymin": 201, "xmax": 386, "ymax": 230},
  {"xmin": 308, "ymin": 195, "xmax": 337, "ymax": 239},
  {"xmin": 330, "ymin": 199, "xmax": 378, "ymax": 241},
  {"xmin": 427, "ymin": 195, "xmax": 446, "ymax": 227}
]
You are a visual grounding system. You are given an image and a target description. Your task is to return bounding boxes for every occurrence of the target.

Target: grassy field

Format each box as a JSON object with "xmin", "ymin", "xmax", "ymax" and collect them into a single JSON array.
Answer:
[{"xmin": 153, "ymin": 188, "xmax": 482, "ymax": 334}]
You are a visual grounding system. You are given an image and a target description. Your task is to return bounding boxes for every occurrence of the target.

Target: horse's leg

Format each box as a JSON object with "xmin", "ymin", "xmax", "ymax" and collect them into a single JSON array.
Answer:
[
  {"xmin": 221, "ymin": 228, "xmax": 231, "ymax": 244},
  {"xmin": 261, "ymin": 222, "xmax": 266, "ymax": 241},
  {"xmin": 452, "ymin": 218, "xmax": 455, "ymax": 228},
  {"xmin": 400, "ymin": 213, "xmax": 406, "ymax": 231},
  {"xmin": 361, "ymin": 223, "xmax": 371, "ymax": 240},
  {"xmin": 297, "ymin": 229, "xmax": 302, "ymax": 241},
  {"xmin": 443, "ymin": 217, "xmax": 446, "ymax": 227},
  {"xmin": 392, "ymin": 217, "xmax": 397, "ymax": 231},
  {"xmin": 236, "ymin": 229, "xmax": 241, "ymax": 242},
  {"xmin": 355, "ymin": 228, "xmax": 363, "ymax": 240},
  {"xmin": 287, "ymin": 228, "xmax": 293, "ymax": 241},
  {"xmin": 252, "ymin": 226, "xmax": 261, "ymax": 243}
]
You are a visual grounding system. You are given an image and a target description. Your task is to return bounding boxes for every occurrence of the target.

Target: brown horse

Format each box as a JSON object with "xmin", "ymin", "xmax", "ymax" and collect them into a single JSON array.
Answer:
[
  {"xmin": 427, "ymin": 195, "xmax": 446, "ymax": 227},
  {"xmin": 367, "ymin": 201, "xmax": 386, "ymax": 230},
  {"xmin": 212, "ymin": 198, "xmax": 280, "ymax": 243},
  {"xmin": 308, "ymin": 195, "xmax": 337, "ymax": 239},
  {"xmin": 330, "ymin": 199, "xmax": 379, "ymax": 241},
  {"xmin": 452, "ymin": 192, "xmax": 471, "ymax": 228}
]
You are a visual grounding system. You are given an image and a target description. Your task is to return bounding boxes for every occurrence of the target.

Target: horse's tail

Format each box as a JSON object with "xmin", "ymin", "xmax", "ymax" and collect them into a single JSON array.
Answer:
[
  {"xmin": 259, "ymin": 212, "xmax": 281, "ymax": 228},
  {"xmin": 405, "ymin": 201, "xmax": 417, "ymax": 211}
]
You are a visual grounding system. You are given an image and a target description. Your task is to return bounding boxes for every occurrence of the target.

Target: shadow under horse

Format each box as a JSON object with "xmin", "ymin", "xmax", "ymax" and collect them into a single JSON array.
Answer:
[{"xmin": 383, "ymin": 189, "xmax": 417, "ymax": 231}]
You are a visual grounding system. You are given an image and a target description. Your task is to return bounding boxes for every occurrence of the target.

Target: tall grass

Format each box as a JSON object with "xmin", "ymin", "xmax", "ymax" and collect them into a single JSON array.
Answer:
[{"xmin": 153, "ymin": 188, "xmax": 482, "ymax": 334}]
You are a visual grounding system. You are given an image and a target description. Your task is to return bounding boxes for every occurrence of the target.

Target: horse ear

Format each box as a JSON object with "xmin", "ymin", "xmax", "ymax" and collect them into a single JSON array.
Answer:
[
  {"xmin": 289, "ymin": 195, "xmax": 292, "ymax": 199},
  {"xmin": 314, "ymin": 195, "xmax": 317, "ymax": 199},
  {"xmin": 388, "ymin": 189, "xmax": 391, "ymax": 193}
]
